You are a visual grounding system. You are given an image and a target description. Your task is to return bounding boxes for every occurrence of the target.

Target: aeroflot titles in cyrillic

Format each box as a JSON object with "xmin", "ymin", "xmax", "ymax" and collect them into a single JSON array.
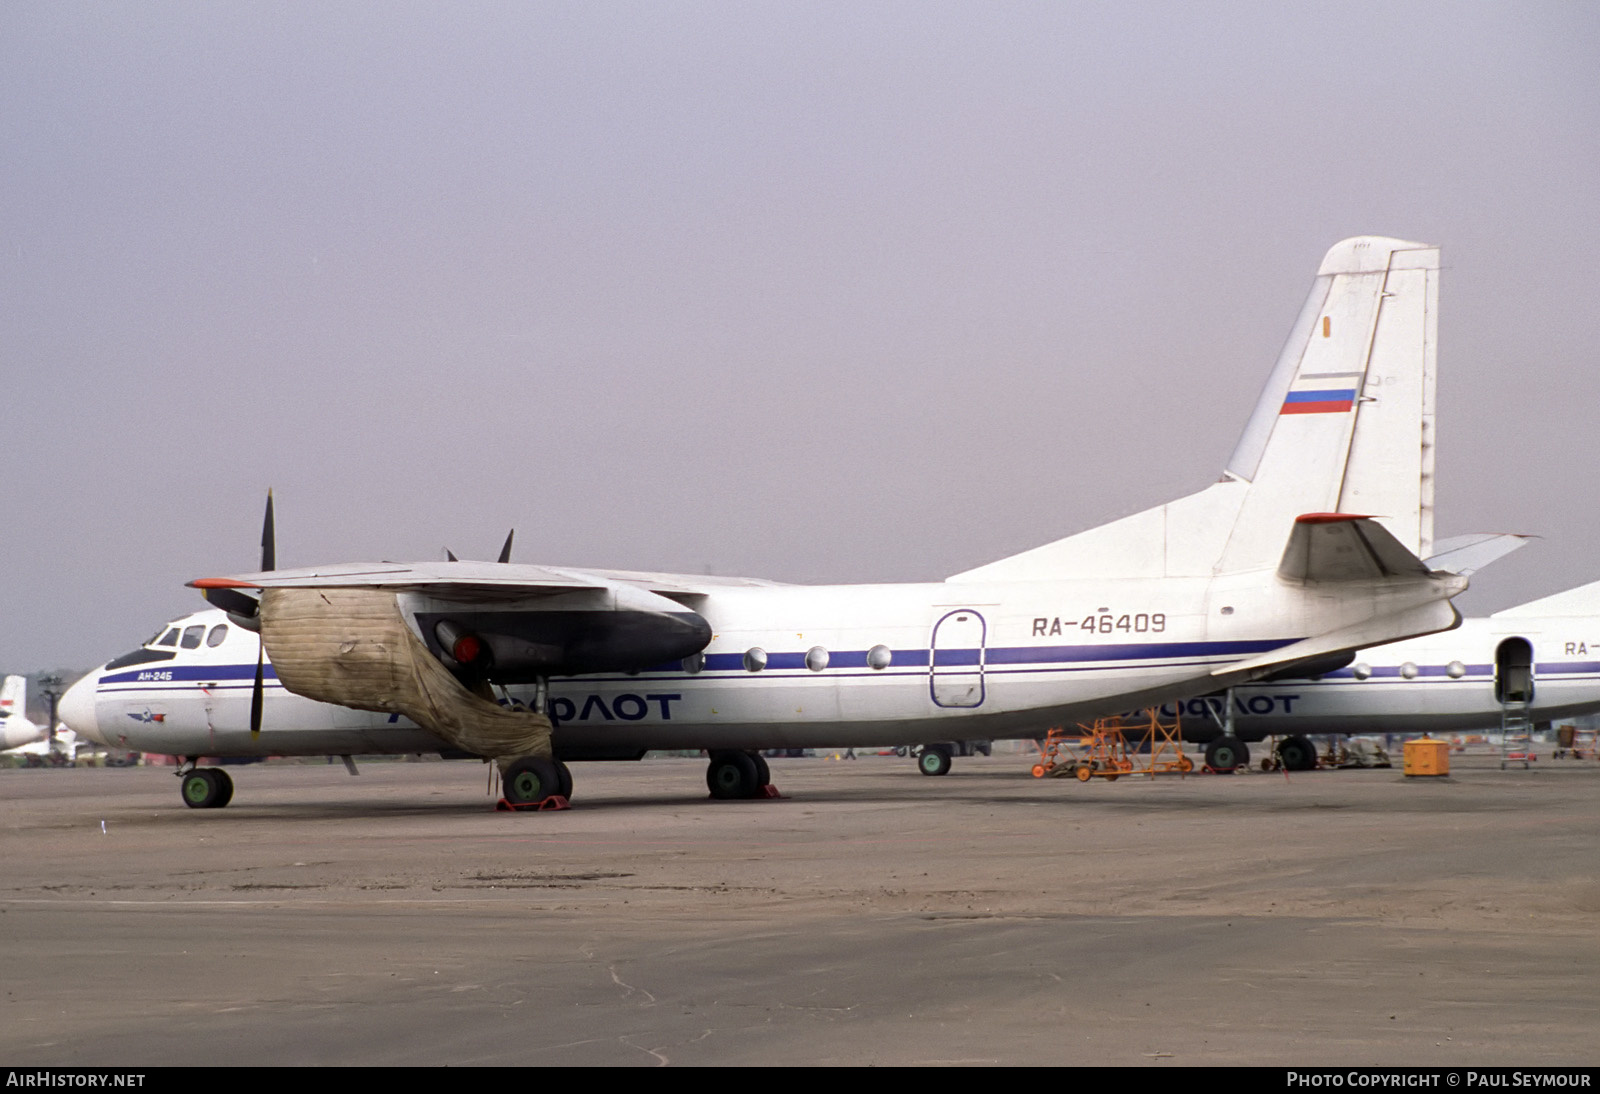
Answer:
[{"xmin": 500, "ymin": 693, "xmax": 683, "ymax": 726}]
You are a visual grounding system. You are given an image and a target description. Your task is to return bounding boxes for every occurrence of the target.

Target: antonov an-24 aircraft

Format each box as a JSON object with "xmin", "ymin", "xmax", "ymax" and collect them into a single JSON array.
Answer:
[{"xmin": 60, "ymin": 236, "xmax": 1515, "ymax": 810}]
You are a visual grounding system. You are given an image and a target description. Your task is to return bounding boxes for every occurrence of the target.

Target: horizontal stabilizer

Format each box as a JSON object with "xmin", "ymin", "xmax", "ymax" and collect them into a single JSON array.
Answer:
[
  {"xmin": 1424, "ymin": 533, "xmax": 1534, "ymax": 576},
  {"xmin": 1213, "ymin": 598, "xmax": 1463, "ymax": 687},
  {"xmin": 1276, "ymin": 514, "xmax": 1430, "ymax": 584}
]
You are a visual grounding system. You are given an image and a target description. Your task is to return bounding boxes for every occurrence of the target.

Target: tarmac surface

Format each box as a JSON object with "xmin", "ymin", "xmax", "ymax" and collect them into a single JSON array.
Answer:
[{"xmin": 1, "ymin": 749, "xmax": 1596, "ymax": 1067}]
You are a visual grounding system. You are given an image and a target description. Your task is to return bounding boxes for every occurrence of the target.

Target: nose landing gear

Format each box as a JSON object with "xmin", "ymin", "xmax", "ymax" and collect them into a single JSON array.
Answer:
[{"xmin": 177, "ymin": 758, "xmax": 234, "ymax": 809}]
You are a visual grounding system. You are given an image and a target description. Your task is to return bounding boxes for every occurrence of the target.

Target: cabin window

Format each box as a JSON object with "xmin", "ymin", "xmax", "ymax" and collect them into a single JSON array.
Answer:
[
  {"xmin": 682, "ymin": 652, "xmax": 704, "ymax": 674},
  {"xmin": 867, "ymin": 644, "xmax": 892, "ymax": 670},
  {"xmin": 206, "ymin": 625, "xmax": 229, "ymax": 648},
  {"xmin": 805, "ymin": 646, "xmax": 829, "ymax": 672},
  {"xmin": 743, "ymin": 648, "xmax": 767, "ymax": 672}
]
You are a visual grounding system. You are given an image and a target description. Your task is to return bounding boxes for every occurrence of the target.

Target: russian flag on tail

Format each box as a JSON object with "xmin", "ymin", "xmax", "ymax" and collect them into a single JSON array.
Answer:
[{"xmin": 1280, "ymin": 387, "xmax": 1357, "ymax": 415}]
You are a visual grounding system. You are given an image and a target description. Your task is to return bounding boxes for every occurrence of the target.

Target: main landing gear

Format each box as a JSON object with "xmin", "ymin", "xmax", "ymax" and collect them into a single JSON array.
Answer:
[
  {"xmin": 499, "ymin": 756, "xmax": 574, "ymax": 810},
  {"xmin": 916, "ymin": 744, "xmax": 953, "ymax": 777},
  {"xmin": 1275, "ymin": 734, "xmax": 1317, "ymax": 772},
  {"xmin": 706, "ymin": 750, "xmax": 778, "ymax": 800},
  {"xmin": 1203, "ymin": 736, "xmax": 1250, "ymax": 774},
  {"xmin": 178, "ymin": 759, "xmax": 234, "ymax": 809}
]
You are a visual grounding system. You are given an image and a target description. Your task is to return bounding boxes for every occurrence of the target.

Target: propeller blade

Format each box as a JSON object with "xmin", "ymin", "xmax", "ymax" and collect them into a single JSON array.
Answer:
[
  {"xmin": 260, "ymin": 490, "xmax": 276, "ymax": 572},
  {"xmin": 249, "ymin": 640, "xmax": 265, "ymax": 738},
  {"xmin": 497, "ymin": 529, "xmax": 515, "ymax": 564}
]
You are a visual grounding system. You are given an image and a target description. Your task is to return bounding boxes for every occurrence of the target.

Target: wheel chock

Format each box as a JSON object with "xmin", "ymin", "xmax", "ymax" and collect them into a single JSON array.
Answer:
[
  {"xmin": 706, "ymin": 784, "xmax": 784, "ymax": 802},
  {"xmin": 495, "ymin": 794, "xmax": 571, "ymax": 812}
]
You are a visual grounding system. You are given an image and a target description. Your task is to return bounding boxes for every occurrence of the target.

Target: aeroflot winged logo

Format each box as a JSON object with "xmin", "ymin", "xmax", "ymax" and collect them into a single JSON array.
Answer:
[{"xmin": 127, "ymin": 709, "xmax": 166, "ymax": 723}]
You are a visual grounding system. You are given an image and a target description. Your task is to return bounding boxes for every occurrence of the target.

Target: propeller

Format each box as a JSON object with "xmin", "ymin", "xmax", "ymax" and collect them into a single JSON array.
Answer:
[
  {"xmin": 250, "ymin": 490, "xmax": 274, "ymax": 737},
  {"xmin": 443, "ymin": 530, "xmax": 514, "ymax": 565},
  {"xmin": 260, "ymin": 489, "xmax": 275, "ymax": 571}
]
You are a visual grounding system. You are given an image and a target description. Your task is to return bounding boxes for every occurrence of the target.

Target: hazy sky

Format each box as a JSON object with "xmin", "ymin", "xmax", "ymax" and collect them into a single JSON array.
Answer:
[{"xmin": 4, "ymin": 2, "xmax": 1598, "ymax": 671}]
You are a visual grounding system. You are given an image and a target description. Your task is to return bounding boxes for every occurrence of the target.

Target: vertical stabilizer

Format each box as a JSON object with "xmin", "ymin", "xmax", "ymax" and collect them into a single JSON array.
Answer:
[
  {"xmin": 0, "ymin": 675, "xmax": 24, "ymax": 718},
  {"xmin": 949, "ymin": 236, "xmax": 1438, "ymax": 584},
  {"xmin": 1215, "ymin": 236, "xmax": 1438, "ymax": 571}
]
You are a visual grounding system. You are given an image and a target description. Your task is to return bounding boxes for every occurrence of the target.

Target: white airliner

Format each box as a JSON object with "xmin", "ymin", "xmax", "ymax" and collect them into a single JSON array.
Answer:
[
  {"xmin": 64, "ymin": 579, "xmax": 1598, "ymax": 788},
  {"xmin": 60, "ymin": 236, "xmax": 1502, "ymax": 809},
  {"xmin": 0, "ymin": 675, "xmax": 49, "ymax": 752},
  {"xmin": 1177, "ymin": 577, "xmax": 1599, "ymax": 769}
]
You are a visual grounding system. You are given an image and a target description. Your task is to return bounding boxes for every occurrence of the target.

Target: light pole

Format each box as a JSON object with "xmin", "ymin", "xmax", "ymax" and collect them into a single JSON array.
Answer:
[{"xmin": 37, "ymin": 673, "xmax": 63, "ymax": 746}]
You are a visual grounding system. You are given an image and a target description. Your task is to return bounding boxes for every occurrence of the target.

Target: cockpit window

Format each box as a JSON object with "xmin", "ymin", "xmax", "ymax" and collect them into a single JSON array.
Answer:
[
  {"xmin": 180, "ymin": 625, "xmax": 205, "ymax": 649},
  {"xmin": 206, "ymin": 624, "xmax": 229, "ymax": 648},
  {"xmin": 154, "ymin": 628, "xmax": 180, "ymax": 648}
]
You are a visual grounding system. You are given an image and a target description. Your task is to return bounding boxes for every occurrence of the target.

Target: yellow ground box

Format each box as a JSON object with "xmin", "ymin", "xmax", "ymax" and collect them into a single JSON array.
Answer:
[{"xmin": 1403, "ymin": 736, "xmax": 1451, "ymax": 777}]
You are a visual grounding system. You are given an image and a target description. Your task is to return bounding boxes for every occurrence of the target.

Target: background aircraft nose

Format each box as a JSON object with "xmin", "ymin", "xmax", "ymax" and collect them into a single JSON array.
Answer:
[{"xmin": 58, "ymin": 673, "xmax": 106, "ymax": 745}]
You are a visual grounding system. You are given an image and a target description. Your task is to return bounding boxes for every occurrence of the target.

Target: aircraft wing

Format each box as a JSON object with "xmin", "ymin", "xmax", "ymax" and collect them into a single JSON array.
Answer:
[
  {"xmin": 191, "ymin": 562, "xmax": 789, "ymax": 601},
  {"xmin": 189, "ymin": 561, "xmax": 730, "ymax": 681}
]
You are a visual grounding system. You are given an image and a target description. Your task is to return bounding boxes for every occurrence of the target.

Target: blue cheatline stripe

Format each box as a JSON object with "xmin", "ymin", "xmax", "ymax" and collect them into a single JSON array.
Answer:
[
  {"xmin": 1284, "ymin": 389, "xmax": 1357, "ymax": 403},
  {"xmin": 986, "ymin": 638, "xmax": 1292, "ymax": 665},
  {"xmin": 1540, "ymin": 661, "xmax": 1600, "ymax": 675},
  {"xmin": 101, "ymin": 664, "xmax": 280, "ymax": 685},
  {"xmin": 95, "ymin": 637, "xmax": 1304, "ymax": 691},
  {"xmin": 676, "ymin": 638, "xmax": 1296, "ymax": 675}
]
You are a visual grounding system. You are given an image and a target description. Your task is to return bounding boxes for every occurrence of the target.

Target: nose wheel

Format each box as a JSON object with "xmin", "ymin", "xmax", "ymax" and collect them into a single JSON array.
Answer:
[
  {"xmin": 180, "ymin": 767, "xmax": 234, "ymax": 809},
  {"xmin": 499, "ymin": 757, "xmax": 572, "ymax": 810}
]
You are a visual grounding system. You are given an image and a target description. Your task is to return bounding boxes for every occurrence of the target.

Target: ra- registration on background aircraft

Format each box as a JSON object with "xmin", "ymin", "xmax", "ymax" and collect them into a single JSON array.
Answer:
[
  {"xmin": 1180, "ymin": 577, "xmax": 1600, "ymax": 769},
  {"xmin": 61, "ymin": 236, "xmax": 1508, "ymax": 810}
]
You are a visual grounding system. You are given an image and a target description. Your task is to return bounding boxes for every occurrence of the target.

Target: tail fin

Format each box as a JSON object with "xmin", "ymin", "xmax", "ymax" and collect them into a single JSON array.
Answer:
[
  {"xmin": 0, "ymin": 675, "xmax": 24, "ymax": 719},
  {"xmin": 949, "ymin": 236, "xmax": 1439, "ymax": 583}
]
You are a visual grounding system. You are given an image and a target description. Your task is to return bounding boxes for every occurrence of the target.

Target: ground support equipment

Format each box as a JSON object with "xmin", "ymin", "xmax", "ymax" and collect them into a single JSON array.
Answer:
[
  {"xmin": 1031, "ymin": 709, "xmax": 1191, "ymax": 782},
  {"xmin": 495, "ymin": 795, "xmax": 571, "ymax": 812}
]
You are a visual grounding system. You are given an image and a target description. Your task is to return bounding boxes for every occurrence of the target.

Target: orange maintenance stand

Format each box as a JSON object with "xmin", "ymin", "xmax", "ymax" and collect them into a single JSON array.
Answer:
[{"xmin": 1032, "ymin": 709, "xmax": 1192, "ymax": 782}]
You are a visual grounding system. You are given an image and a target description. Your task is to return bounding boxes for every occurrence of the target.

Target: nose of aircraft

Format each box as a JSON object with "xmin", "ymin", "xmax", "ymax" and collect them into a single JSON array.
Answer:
[{"xmin": 58, "ymin": 672, "xmax": 106, "ymax": 745}]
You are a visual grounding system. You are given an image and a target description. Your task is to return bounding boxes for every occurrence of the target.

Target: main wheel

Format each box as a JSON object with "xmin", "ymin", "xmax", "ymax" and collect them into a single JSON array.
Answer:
[
  {"xmin": 504, "ymin": 757, "xmax": 561, "ymax": 805},
  {"xmin": 917, "ymin": 746, "xmax": 952, "ymax": 777},
  {"xmin": 749, "ymin": 752, "xmax": 771, "ymax": 787},
  {"xmin": 181, "ymin": 769, "xmax": 223, "ymax": 809},
  {"xmin": 707, "ymin": 751, "xmax": 759, "ymax": 799},
  {"xmin": 554, "ymin": 760, "xmax": 574, "ymax": 801},
  {"xmin": 210, "ymin": 769, "xmax": 235, "ymax": 808},
  {"xmin": 1277, "ymin": 735, "xmax": 1316, "ymax": 772},
  {"xmin": 1205, "ymin": 736, "xmax": 1249, "ymax": 773}
]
